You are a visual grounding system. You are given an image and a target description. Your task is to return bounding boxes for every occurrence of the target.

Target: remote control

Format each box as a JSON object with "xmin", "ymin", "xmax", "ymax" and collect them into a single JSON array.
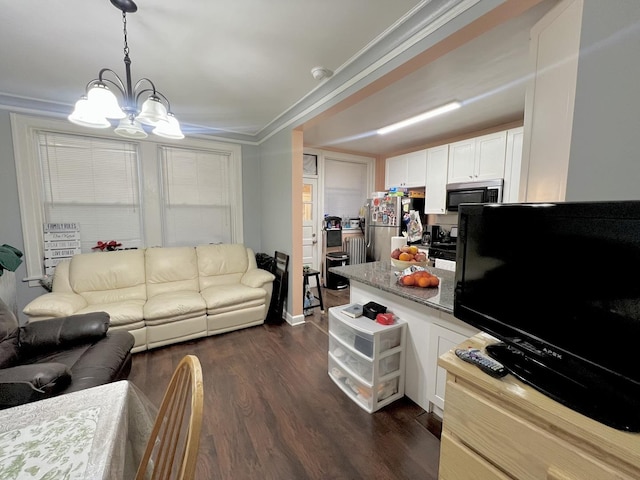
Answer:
[{"xmin": 455, "ymin": 348, "xmax": 507, "ymax": 378}]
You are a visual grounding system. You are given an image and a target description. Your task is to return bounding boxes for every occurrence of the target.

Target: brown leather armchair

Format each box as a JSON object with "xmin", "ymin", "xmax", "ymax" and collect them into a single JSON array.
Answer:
[{"xmin": 0, "ymin": 299, "xmax": 134, "ymax": 409}]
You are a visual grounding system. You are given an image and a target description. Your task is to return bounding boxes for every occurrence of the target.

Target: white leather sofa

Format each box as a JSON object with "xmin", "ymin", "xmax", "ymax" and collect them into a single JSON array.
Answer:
[{"xmin": 23, "ymin": 244, "xmax": 276, "ymax": 353}]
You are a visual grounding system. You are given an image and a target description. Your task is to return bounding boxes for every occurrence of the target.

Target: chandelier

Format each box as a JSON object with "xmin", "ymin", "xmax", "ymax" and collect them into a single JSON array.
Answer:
[{"xmin": 68, "ymin": 0, "xmax": 184, "ymax": 139}]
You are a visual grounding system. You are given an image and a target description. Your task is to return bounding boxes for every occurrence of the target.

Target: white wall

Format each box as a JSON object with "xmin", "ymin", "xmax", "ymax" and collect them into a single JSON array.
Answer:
[
  {"xmin": 258, "ymin": 130, "xmax": 294, "ymax": 310},
  {"xmin": 566, "ymin": 0, "xmax": 640, "ymax": 201}
]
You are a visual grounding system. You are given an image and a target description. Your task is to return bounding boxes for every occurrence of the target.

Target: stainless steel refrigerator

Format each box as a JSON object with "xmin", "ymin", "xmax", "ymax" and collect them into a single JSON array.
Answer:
[{"xmin": 364, "ymin": 196, "xmax": 424, "ymax": 261}]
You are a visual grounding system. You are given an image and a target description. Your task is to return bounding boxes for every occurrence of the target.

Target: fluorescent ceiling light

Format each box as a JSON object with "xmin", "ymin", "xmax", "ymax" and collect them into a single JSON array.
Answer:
[{"xmin": 377, "ymin": 101, "xmax": 461, "ymax": 135}]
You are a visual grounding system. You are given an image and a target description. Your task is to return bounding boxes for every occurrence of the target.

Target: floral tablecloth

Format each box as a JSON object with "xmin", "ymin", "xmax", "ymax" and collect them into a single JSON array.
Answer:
[{"xmin": 0, "ymin": 381, "xmax": 157, "ymax": 479}]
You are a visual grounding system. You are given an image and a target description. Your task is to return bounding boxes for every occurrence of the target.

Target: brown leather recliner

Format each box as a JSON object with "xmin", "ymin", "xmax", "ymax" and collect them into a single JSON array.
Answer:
[{"xmin": 0, "ymin": 299, "xmax": 134, "ymax": 409}]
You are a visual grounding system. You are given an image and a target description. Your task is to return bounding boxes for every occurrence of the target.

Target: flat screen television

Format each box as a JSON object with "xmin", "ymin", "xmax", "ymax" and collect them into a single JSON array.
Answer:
[{"xmin": 454, "ymin": 200, "xmax": 640, "ymax": 432}]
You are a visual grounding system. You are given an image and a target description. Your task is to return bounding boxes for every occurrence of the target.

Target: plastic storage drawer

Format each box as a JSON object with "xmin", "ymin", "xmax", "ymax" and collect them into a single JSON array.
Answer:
[
  {"xmin": 328, "ymin": 312, "xmax": 402, "ymax": 358},
  {"xmin": 329, "ymin": 355, "xmax": 400, "ymax": 412},
  {"xmin": 329, "ymin": 334, "xmax": 401, "ymax": 383}
]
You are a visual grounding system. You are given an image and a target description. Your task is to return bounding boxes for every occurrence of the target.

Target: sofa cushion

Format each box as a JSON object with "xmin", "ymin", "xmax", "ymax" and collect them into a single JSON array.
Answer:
[
  {"xmin": 0, "ymin": 300, "xmax": 19, "ymax": 368},
  {"xmin": 197, "ymin": 244, "xmax": 250, "ymax": 290},
  {"xmin": 201, "ymin": 284, "xmax": 266, "ymax": 313},
  {"xmin": 76, "ymin": 301, "xmax": 145, "ymax": 328},
  {"xmin": 145, "ymin": 246, "xmax": 200, "ymax": 298},
  {"xmin": 144, "ymin": 291, "xmax": 206, "ymax": 323},
  {"xmin": 22, "ymin": 292, "xmax": 88, "ymax": 318},
  {"xmin": 70, "ymin": 249, "xmax": 147, "ymax": 304}
]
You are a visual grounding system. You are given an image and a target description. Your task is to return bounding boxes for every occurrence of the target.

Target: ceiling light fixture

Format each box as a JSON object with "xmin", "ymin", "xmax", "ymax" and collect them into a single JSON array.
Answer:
[
  {"xmin": 68, "ymin": 0, "xmax": 184, "ymax": 140},
  {"xmin": 377, "ymin": 101, "xmax": 461, "ymax": 135}
]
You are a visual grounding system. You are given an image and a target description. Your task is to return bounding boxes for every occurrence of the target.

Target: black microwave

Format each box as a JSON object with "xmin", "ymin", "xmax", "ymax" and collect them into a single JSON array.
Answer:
[{"xmin": 446, "ymin": 179, "xmax": 503, "ymax": 212}]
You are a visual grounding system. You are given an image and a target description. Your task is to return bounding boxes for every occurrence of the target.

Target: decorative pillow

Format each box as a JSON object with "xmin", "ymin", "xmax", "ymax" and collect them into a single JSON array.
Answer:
[{"xmin": 0, "ymin": 300, "xmax": 20, "ymax": 368}]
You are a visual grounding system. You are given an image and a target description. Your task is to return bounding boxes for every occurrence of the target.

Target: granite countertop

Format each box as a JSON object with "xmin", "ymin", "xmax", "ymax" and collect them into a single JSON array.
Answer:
[{"xmin": 329, "ymin": 261, "xmax": 454, "ymax": 314}]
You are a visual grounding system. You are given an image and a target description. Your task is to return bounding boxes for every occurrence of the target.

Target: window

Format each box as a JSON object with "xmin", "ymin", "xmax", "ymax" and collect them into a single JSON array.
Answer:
[
  {"xmin": 38, "ymin": 132, "xmax": 142, "ymax": 252},
  {"xmin": 160, "ymin": 146, "xmax": 232, "ymax": 246},
  {"xmin": 12, "ymin": 113, "xmax": 243, "ymax": 286},
  {"xmin": 323, "ymin": 158, "xmax": 369, "ymax": 219}
]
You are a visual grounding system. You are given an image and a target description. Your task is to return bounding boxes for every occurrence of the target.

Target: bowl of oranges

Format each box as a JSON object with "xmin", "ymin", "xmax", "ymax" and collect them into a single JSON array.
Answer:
[
  {"xmin": 390, "ymin": 245, "xmax": 428, "ymax": 269},
  {"xmin": 398, "ymin": 269, "xmax": 440, "ymax": 289}
]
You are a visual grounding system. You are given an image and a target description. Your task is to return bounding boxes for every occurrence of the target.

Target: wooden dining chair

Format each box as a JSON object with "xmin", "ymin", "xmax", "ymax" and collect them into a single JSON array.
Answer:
[{"xmin": 135, "ymin": 355, "xmax": 204, "ymax": 480}]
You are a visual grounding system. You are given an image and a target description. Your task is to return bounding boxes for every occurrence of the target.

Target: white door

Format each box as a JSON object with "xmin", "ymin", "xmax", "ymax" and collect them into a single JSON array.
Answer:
[{"xmin": 302, "ymin": 178, "xmax": 318, "ymax": 286}]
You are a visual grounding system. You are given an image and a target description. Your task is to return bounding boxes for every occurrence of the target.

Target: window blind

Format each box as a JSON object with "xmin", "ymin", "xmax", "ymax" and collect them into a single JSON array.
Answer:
[
  {"xmin": 160, "ymin": 146, "xmax": 232, "ymax": 246},
  {"xmin": 37, "ymin": 132, "xmax": 142, "ymax": 252},
  {"xmin": 324, "ymin": 159, "xmax": 368, "ymax": 219}
]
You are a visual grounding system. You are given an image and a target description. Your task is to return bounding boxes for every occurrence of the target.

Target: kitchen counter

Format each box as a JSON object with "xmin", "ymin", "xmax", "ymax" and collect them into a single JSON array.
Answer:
[{"xmin": 329, "ymin": 261, "xmax": 454, "ymax": 314}]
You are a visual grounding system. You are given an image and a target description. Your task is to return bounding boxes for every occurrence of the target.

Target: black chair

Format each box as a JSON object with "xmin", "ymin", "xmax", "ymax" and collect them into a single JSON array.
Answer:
[{"xmin": 266, "ymin": 251, "xmax": 289, "ymax": 324}]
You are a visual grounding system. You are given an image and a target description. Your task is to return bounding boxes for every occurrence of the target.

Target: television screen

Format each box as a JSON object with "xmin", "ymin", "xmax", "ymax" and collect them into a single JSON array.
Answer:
[{"xmin": 454, "ymin": 201, "xmax": 640, "ymax": 431}]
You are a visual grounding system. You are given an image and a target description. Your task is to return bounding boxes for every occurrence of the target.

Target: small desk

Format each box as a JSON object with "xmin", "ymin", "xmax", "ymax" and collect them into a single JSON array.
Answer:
[
  {"xmin": 0, "ymin": 381, "xmax": 157, "ymax": 479},
  {"xmin": 303, "ymin": 268, "xmax": 324, "ymax": 314}
]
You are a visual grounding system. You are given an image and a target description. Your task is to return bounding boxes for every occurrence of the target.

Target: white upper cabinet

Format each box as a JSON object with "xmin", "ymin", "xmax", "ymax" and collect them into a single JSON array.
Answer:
[
  {"xmin": 447, "ymin": 131, "xmax": 507, "ymax": 184},
  {"xmin": 502, "ymin": 127, "xmax": 524, "ymax": 203},
  {"xmin": 424, "ymin": 145, "xmax": 449, "ymax": 214},
  {"xmin": 385, "ymin": 149, "xmax": 427, "ymax": 189},
  {"xmin": 521, "ymin": 0, "xmax": 582, "ymax": 202}
]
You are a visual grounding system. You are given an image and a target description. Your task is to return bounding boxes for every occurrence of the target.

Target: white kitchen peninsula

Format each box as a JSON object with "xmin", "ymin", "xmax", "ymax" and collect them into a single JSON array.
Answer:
[{"xmin": 329, "ymin": 261, "xmax": 477, "ymax": 418}]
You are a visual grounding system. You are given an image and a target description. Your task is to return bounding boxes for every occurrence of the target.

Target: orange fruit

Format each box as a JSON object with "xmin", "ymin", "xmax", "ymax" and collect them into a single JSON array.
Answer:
[
  {"xmin": 408, "ymin": 246, "xmax": 418, "ymax": 255},
  {"xmin": 399, "ymin": 252, "xmax": 412, "ymax": 261},
  {"xmin": 402, "ymin": 275, "xmax": 415, "ymax": 286},
  {"xmin": 429, "ymin": 276, "xmax": 440, "ymax": 287},
  {"xmin": 417, "ymin": 277, "xmax": 430, "ymax": 288}
]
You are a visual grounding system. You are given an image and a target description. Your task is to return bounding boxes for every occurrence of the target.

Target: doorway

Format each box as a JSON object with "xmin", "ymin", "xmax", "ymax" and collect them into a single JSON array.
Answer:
[{"xmin": 302, "ymin": 178, "xmax": 319, "ymax": 287}]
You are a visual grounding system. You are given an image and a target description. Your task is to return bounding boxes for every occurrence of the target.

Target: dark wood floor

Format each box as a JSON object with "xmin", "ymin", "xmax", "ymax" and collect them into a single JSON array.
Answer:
[{"xmin": 129, "ymin": 285, "xmax": 442, "ymax": 480}]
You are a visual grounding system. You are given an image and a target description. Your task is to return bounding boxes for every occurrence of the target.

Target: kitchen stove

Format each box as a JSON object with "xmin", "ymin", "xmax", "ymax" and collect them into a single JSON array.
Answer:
[{"xmin": 428, "ymin": 241, "xmax": 457, "ymax": 262}]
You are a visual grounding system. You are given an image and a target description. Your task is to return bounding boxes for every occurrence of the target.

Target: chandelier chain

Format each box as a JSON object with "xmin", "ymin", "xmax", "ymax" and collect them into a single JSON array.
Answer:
[{"xmin": 122, "ymin": 11, "xmax": 129, "ymax": 58}]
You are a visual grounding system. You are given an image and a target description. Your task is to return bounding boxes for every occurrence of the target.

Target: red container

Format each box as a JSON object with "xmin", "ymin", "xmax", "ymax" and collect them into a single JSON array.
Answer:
[{"xmin": 376, "ymin": 313, "xmax": 395, "ymax": 325}]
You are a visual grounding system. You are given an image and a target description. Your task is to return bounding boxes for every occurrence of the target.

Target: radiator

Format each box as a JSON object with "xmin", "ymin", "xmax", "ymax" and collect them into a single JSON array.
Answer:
[{"xmin": 343, "ymin": 236, "xmax": 366, "ymax": 264}]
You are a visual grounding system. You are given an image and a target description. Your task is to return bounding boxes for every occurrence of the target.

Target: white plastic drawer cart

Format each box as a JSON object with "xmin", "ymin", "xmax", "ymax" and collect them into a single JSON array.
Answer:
[{"xmin": 328, "ymin": 305, "xmax": 406, "ymax": 413}]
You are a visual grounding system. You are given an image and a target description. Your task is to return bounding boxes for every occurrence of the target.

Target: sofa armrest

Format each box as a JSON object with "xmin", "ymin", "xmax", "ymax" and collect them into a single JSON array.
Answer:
[
  {"xmin": 0, "ymin": 363, "xmax": 71, "ymax": 408},
  {"xmin": 64, "ymin": 330, "xmax": 134, "ymax": 394},
  {"xmin": 23, "ymin": 292, "xmax": 88, "ymax": 318},
  {"xmin": 19, "ymin": 312, "xmax": 110, "ymax": 353},
  {"xmin": 241, "ymin": 268, "xmax": 275, "ymax": 288}
]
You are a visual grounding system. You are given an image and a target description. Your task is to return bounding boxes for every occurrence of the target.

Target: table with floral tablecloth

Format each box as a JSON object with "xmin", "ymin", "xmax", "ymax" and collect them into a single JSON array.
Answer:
[{"xmin": 0, "ymin": 380, "xmax": 157, "ymax": 479}]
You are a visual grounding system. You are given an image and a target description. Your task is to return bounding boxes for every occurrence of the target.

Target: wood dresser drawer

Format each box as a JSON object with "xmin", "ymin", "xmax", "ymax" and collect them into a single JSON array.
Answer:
[
  {"xmin": 443, "ymin": 379, "xmax": 636, "ymax": 480},
  {"xmin": 439, "ymin": 431, "xmax": 510, "ymax": 480}
]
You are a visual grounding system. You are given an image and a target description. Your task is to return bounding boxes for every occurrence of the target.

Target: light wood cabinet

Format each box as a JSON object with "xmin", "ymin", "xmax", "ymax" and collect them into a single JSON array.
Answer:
[
  {"xmin": 438, "ymin": 333, "xmax": 640, "ymax": 480},
  {"xmin": 447, "ymin": 131, "xmax": 507, "ymax": 184},
  {"xmin": 424, "ymin": 145, "xmax": 449, "ymax": 214},
  {"xmin": 385, "ymin": 149, "xmax": 427, "ymax": 189}
]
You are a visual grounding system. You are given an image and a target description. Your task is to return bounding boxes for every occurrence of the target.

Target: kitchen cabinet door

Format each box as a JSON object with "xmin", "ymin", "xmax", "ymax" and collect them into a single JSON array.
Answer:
[
  {"xmin": 427, "ymin": 322, "xmax": 470, "ymax": 413},
  {"xmin": 447, "ymin": 139, "xmax": 476, "ymax": 183},
  {"xmin": 385, "ymin": 150, "xmax": 427, "ymax": 189},
  {"xmin": 447, "ymin": 131, "xmax": 507, "ymax": 183},
  {"xmin": 475, "ymin": 131, "xmax": 507, "ymax": 181},
  {"xmin": 404, "ymin": 149, "xmax": 427, "ymax": 187},
  {"xmin": 503, "ymin": 127, "xmax": 524, "ymax": 203},
  {"xmin": 521, "ymin": 0, "xmax": 582, "ymax": 202},
  {"xmin": 425, "ymin": 145, "xmax": 449, "ymax": 214},
  {"xmin": 385, "ymin": 154, "xmax": 406, "ymax": 189}
]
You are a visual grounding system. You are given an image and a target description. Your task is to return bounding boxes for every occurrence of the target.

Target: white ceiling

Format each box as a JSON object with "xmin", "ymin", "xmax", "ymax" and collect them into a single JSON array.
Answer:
[
  {"xmin": 303, "ymin": 1, "xmax": 557, "ymax": 155},
  {"xmin": 0, "ymin": 0, "xmax": 556, "ymax": 156}
]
